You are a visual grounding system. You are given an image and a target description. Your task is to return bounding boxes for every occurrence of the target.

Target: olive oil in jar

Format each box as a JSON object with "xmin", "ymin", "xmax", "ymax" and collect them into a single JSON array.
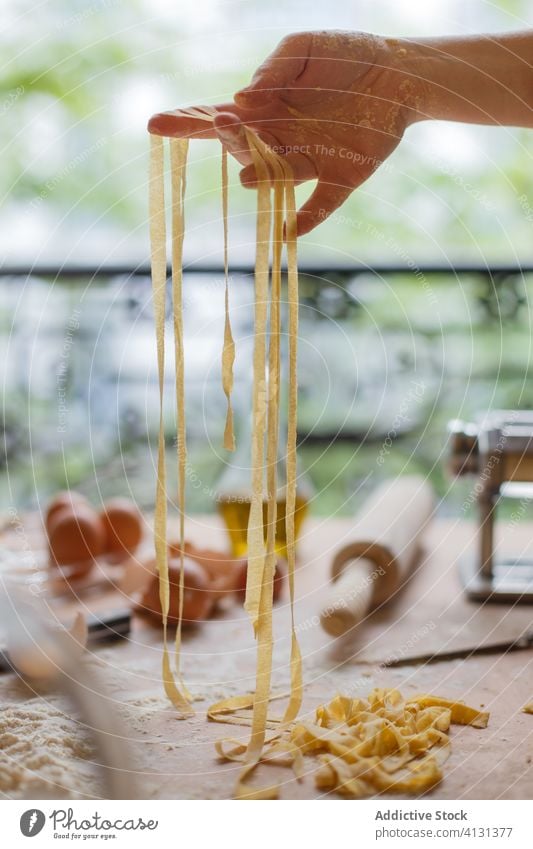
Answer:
[
  {"xmin": 217, "ymin": 494, "xmax": 309, "ymax": 558},
  {"xmin": 216, "ymin": 399, "xmax": 311, "ymax": 557}
]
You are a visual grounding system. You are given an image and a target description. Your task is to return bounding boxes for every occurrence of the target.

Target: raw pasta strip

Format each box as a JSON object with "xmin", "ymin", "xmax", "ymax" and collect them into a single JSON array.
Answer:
[
  {"xmin": 221, "ymin": 148, "xmax": 236, "ymax": 451},
  {"xmin": 263, "ymin": 150, "xmax": 283, "ymax": 642},
  {"xmin": 211, "ymin": 131, "xmax": 285, "ymax": 800},
  {"xmin": 243, "ymin": 128, "xmax": 270, "ymax": 635},
  {"xmin": 169, "ymin": 138, "xmax": 192, "ymax": 699},
  {"xmin": 233, "ymin": 132, "xmax": 301, "ymax": 799},
  {"xmin": 241, "ymin": 129, "xmax": 274, "ymax": 781},
  {"xmin": 208, "ymin": 693, "xmax": 285, "ymax": 730},
  {"xmin": 248, "ymin": 145, "xmax": 303, "ymax": 729},
  {"xmin": 238, "ymin": 136, "xmax": 284, "ymax": 792},
  {"xmin": 201, "ymin": 131, "xmax": 305, "ymax": 798},
  {"xmin": 180, "ymin": 105, "xmax": 217, "ymax": 121},
  {"xmin": 280, "ymin": 159, "xmax": 303, "ymax": 726},
  {"xmin": 407, "ymin": 695, "xmax": 489, "ymax": 728},
  {"xmin": 148, "ymin": 135, "xmax": 191, "ymax": 714}
]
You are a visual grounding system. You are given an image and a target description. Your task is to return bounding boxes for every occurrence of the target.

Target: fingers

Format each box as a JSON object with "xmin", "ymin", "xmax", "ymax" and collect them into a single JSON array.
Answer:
[
  {"xmin": 239, "ymin": 163, "xmax": 265, "ymax": 188},
  {"xmin": 239, "ymin": 150, "xmax": 316, "ymax": 188},
  {"xmin": 213, "ymin": 112, "xmax": 253, "ymax": 166},
  {"xmin": 214, "ymin": 115, "xmax": 288, "ymax": 175},
  {"xmin": 147, "ymin": 103, "xmax": 236, "ymax": 138},
  {"xmin": 295, "ymin": 180, "xmax": 353, "ymax": 236},
  {"xmin": 147, "ymin": 111, "xmax": 216, "ymax": 139},
  {"xmin": 235, "ymin": 33, "xmax": 312, "ymax": 106}
]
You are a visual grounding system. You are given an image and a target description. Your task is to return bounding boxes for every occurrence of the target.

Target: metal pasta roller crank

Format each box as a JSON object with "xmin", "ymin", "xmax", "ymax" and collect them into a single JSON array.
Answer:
[{"xmin": 449, "ymin": 410, "xmax": 533, "ymax": 603}]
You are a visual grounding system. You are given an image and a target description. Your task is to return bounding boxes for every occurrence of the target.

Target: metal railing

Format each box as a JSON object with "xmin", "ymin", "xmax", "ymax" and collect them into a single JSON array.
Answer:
[
  {"xmin": 2, "ymin": 262, "xmax": 531, "ymax": 511},
  {"xmin": 2, "ymin": 261, "xmax": 532, "ymax": 278},
  {"xmin": 3, "ymin": 261, "xmax": 530, "ymax": 322}
]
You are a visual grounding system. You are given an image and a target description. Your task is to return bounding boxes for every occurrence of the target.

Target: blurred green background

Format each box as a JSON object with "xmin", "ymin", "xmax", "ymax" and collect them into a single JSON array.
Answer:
[{"xmin": 1, "ymin": 0, "xmax": 533, "ymax": 521}]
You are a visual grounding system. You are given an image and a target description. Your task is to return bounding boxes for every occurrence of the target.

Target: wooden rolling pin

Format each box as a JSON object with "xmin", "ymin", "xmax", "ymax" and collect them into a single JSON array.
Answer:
[{"xmin": 320, "ymin": 477, "xmax": 434, "ymax": 637}]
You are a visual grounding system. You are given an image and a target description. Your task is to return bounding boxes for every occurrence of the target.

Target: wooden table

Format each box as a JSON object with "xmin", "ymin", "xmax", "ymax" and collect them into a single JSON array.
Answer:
[{"xmin": 1, "ymin": 513, "xmax": 533, "ymax": 800}]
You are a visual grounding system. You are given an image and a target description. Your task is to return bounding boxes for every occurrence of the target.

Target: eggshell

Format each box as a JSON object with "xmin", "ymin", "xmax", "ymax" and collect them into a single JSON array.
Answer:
[
  {"xmin": 139, "ymin": 556, "xmax": 213, "ymax": 625},
  {"xmin": 170, "ymin": 541, "xmax": 243, "ymax": 586},
  {"xmin": 100, "ymin": 498, "xmax": 143, "ymax": 559},
  {"xmin": 45, "ymin": 490, "xmax": 88, "ymax": 533},
  {"xmin": 235, "ymin": 558, "xmax": 285, "ymax": 602},
  {"xmin": 48, "ymin": 505, "xmax": 106, "ymax": 566}
]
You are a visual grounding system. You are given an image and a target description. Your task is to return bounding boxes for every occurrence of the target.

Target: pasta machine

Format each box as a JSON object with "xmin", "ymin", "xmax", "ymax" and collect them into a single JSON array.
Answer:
[{"xmin": 449, "ymin": 410, "xmax": 533, "ymax": 603}]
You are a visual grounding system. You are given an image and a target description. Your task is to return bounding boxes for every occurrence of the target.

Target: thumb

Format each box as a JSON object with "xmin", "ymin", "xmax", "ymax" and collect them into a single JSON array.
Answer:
[
  {"xmin": 235, "ymin": 33, "xmax": 311, "ymax": 106},
  {"xmin": 295, "ymin": 180, "xmax": 353, "ymax": 237}
]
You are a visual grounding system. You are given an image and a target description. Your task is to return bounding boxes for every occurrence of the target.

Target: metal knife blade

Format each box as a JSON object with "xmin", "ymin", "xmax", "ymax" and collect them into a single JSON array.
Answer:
[{"xmin": 383, "ymin": 629, "xmax": 533, "ymax": 667}]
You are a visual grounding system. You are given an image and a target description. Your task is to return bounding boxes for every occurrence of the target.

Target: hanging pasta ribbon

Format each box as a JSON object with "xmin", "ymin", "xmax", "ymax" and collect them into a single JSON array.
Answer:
[
  {"xmin": 214, "ymin": 131, "xmax": 305, "ymax": 799},
  {"xmin": 149, "ymin": 116, "xmax": 304, "ymax": 789},
  {"xmin": 148, "ymin": 135, "xmax": 192, "ymax": 715},
  {"xmin": 243, "ymin": 140, "xmax": 303, "ymax": 734},
  {"xmin": 169, "ymin": 138, "xmax": 193, "ymax": 699},
  {"xmin": 200, "ymin": 130, "xmax": 301, "ymax": 799},
  {"xmin": 279, "ymin": 160, "xmax": 303, "ymax": 727},
  {"xmin": 221, "ymin": 148, "xmax": 236, "ymax": 451},
  {"xmin": 236, "ymin": 129, "xmax": 273, "ymax": 787}
]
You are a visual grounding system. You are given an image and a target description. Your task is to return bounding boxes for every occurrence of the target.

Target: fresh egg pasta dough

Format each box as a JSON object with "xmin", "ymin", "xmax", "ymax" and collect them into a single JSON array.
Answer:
[
  {"xmin": 291, "ymin": 688, "xmax": 489, "ymax": 798},
  {"xmin": 221, "ymin": 148, "xmax": 236, "ymax": 452},
  {"xmin": 279, "ymin": 154, "xmax": 303, "ymax": 729},
  {"xmin": 149, "ymin": 134, "xmax": 192, "ymax": 714},
  {"xmin": 169, "ymin": 139, "xmax": 187, "ymax": 678},
  {"xmin": 149, "ymin": 119, "xmax": 488, "ymax": 799}
]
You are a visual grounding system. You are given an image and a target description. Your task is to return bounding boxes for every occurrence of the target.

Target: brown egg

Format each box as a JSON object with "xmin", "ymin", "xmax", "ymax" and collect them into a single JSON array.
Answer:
[
  {"xmin": 139, "ymin": 556, "xmax": 213, "ymax": 625},
  {"xmin": 45, "ymin": 490, "xmax": 88, "ymax": 533},
  {"xmin": 100, "ymin": 498, "xmax": 143, "ymax": 559},
  {"xmin": 169, "ymin": 540, "xmax": 244, "ymax": 598},
  {"xmin": 235, "ymin": 558, "xmax": 286, "ymax": 603},
  {"xmin": 48, "ymin": 505, "xmax": 106, "ymax": 566}
]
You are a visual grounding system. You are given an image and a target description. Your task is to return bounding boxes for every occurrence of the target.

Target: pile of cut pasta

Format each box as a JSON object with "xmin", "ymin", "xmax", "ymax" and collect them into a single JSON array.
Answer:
[
  {"xmin": 148, "ymin": 116, "xmax": 489, "ymax": 799},
  {"xmin": 290, "ymin": 688, "xmax": 488, "ymax": 798}
]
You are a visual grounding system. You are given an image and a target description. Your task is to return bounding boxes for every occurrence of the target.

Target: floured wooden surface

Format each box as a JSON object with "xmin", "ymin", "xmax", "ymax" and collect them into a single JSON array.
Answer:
[
  {"xmin": 0, "ymin": 694, "xmax": 98, "ymax": 798},
  {"xmin": 1, "ymin": 514, "xmax": 533, "ymax": 799}
]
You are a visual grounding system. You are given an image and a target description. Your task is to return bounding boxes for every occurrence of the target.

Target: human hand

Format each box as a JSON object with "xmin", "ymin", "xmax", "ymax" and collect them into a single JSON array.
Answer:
[{"xmin": 149, "ymin": 31, "xmax": 424, "ymax": 235}]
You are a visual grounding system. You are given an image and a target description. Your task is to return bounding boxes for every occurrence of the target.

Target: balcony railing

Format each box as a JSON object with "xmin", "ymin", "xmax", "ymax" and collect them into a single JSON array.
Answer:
[{"xmin": 2, "ymin": 263, "xmax": 532, "ymax": 515}]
